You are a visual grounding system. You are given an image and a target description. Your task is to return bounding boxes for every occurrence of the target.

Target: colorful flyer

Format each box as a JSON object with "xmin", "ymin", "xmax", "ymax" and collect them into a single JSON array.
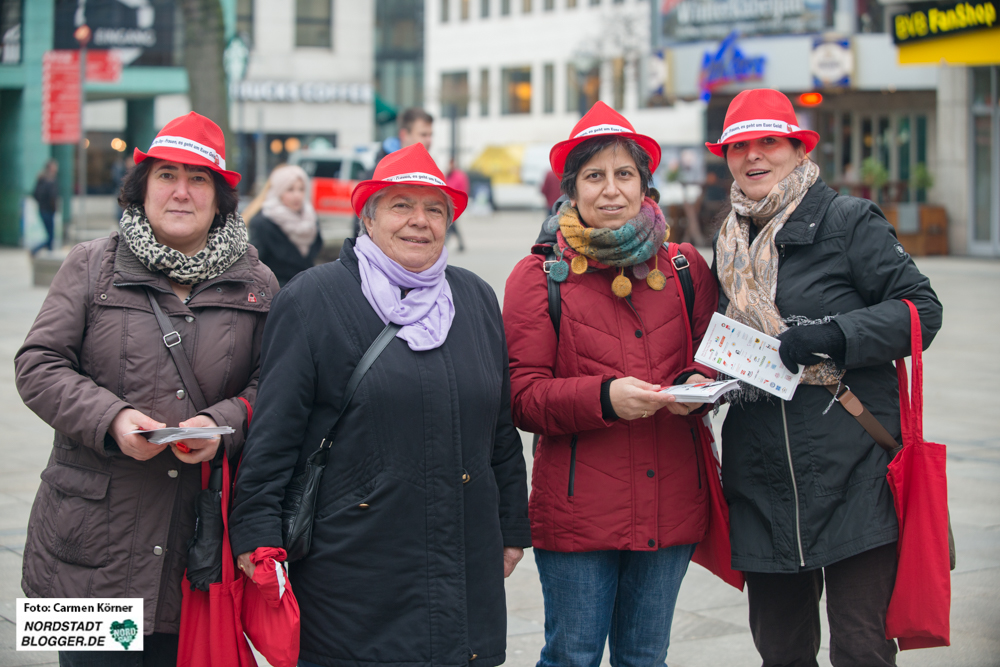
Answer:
[{"xmin": 694, "ymin": 312, "xmax": 803, "ymax": 401}]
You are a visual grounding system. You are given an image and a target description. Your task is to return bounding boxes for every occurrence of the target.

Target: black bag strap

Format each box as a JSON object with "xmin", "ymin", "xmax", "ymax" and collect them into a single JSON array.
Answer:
[
  {"xmin": 541, "ymin": 245, "xmax": 562, "ymax": 339},
  {"xmin": 318, "ymin": 321, "xmax": 402, "ymax": 451},
  {"xmin": 146, "ymin": 289, "xmax": 209, "ymax": 412},
  {"xmin": 666, "ymin": 242, "xmax": 696, "ymax": 329}
]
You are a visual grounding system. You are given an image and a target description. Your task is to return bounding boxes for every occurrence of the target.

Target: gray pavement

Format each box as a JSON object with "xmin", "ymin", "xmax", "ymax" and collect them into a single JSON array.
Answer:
[{"xmin": 1, "ymin": 211, "xmax": 997, "ymax": 666}]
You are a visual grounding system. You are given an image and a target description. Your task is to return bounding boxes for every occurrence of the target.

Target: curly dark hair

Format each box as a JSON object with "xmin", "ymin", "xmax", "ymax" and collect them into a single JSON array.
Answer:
[
  {"xmin": 559, "ymin": 135, "xmax": 653, "ymax": 202},
  {"xmin": 117, "ymin": 158, "xmax": 239, "ymax": 217}
]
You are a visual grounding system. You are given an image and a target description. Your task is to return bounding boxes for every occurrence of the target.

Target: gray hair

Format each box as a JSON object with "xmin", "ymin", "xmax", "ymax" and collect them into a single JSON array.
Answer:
[{"xmin": 358, "ymin": 185, "xmax": 454, "ymax": 235}]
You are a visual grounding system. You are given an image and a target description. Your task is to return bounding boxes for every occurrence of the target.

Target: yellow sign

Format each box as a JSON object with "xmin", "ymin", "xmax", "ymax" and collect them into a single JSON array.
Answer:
[
  {"xmin": 898, "ymin": 25, "xmax": 1000, "ymax": 66},
  {"xmin": 893, "ymin": 2, "xmax": 997, "ymax": 44}
]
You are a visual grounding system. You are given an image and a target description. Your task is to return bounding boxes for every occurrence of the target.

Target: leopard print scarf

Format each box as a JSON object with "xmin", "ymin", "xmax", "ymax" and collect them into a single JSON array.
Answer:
[{"xmin": 118, "ymin": 204, "xmax": 248, "ymax": 285}]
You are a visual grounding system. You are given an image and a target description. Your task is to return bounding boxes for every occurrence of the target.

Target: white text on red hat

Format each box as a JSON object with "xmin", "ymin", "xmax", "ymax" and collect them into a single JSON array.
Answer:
[
  {"xmin": 383, "ymin": 172, "xmax": 447, "ymax": 186},
  {"xmin": 719, "ymin": 119, "xmax": 801, "ymax": 144},
  {"xmin": 149, "ymin": 135, "xmax": 226, "ymax": 169},
  {"xmin": 573, "ymin": 124, "xmax": 631, "ymax": 139}
]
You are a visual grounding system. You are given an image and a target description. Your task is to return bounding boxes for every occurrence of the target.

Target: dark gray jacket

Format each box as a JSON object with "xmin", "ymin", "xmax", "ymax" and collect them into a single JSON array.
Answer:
[
  {"xmin": 229, "ymin": 240, "xmax": 531, "ymax": 667},
  {"xmin": 248, "ymin": 212, "xmax": 323, "ymax": 287},
  {"xmin": 712, "ymin": 180, "xmax": 943, "ymax": 573}
]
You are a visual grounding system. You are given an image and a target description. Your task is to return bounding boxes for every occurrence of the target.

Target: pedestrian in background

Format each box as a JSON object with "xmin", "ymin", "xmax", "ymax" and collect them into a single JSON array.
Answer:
[
  {"xmin": 249, "ymin": 164, "xmax": 322, "ymax": 286},
  {"xmin": 14, "ymin": 112, "xmax": 278, "ymax": 667},
  {"xmin": 229, "ymin": 143, "xmax": 530, "ymax": 667},
  {"xmin": 30, "ymin": 159, "xmax": 59, "ymax": 256},
  {"xmin": 708, "ymin": 88, "xmax": 943, "ymax": 666},
  {"xmin": 503, "ymin": 102, "xmax": 720, "ymax": 667},
  {"xmin": 445, "ymin": 157, "xmax": 467, "ymax": 252}
]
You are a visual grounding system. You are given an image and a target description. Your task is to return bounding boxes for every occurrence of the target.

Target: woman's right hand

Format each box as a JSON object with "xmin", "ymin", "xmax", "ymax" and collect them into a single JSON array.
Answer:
[
  {"xmin": 109, "ymin": 408, "xmax": 167, "ymax": 461},
  {"xmin": 237, "ymin": 552, "xmax": 255, "ymax": 579},
  {"xmin": 609, "ymin": 377, "xmax": 678, "ymax": 421}
]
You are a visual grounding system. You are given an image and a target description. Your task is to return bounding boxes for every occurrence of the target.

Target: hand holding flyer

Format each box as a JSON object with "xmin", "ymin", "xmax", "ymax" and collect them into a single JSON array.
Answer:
[{"xmin": 694, "ymin": 313, "xmax": 804, "ymax": 400}]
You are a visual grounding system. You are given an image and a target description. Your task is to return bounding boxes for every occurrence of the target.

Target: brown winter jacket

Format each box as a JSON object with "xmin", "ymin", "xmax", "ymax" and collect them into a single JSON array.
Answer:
[{"xmin": 14, "ymin": 232, "xmax": 278, "ymax": 634}]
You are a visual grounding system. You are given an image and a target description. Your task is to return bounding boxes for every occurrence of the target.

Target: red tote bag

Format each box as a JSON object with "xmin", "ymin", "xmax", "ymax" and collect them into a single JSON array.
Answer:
[
  {"xmin": 177, "ymin": 452, "xmax": 257, "ymax": 667},
  {"xmin": 884, "ymin": 299, "xmax": 951, "ymax": 649}
]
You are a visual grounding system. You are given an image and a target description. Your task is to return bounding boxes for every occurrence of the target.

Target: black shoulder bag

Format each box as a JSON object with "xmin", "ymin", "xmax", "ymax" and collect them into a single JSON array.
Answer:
[
  {"xmin": 146, "ymin": 290, "xmax": 225, "ymax": 592},
  {"xmin": 281, "ymin": 321, "xmax": 401, "ymax": 562}
]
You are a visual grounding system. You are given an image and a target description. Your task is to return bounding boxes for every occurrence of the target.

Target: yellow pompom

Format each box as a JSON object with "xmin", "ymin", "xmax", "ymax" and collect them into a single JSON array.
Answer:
[
  {"xmin": 571, "ymin": 255, "xmax": 589, "ymax": 275},
  {"xmin": 612, "ymin": 273, "xmax": 632, "ymax": 298},
  {"xmin": 646, "ymin": 269, "xmax": 667, "ymax": 291}
]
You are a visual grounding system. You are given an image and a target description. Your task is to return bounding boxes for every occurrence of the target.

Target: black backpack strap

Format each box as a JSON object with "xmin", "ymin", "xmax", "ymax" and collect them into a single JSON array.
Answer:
[
  {"xmin": 541, "ymin": 245, "xmax": 562, "ymax": 339},
  {"xmin": 667, "ymin": 242, "xmax": 696, "ymax": 331}
]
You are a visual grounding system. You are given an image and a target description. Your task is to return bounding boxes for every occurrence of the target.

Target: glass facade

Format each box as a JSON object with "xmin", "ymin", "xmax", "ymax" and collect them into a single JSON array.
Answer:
[
  {"xmin": 970, "ymin": 66, "xmax": 999, "ymax": 253},
  {"xmin": 375, "ymin": 0, "xmax": 424, "ymax": 141},
  {"xmin": 502, "ymin": 66, "xmax": 531, "ymax": 114},
  {"xmin": 296, "ymin": 0, "xmax": 333, "ymax": 48}
]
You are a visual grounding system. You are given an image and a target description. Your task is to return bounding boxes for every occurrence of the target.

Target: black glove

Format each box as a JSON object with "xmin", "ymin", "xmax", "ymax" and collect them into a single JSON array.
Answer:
[{"xmin": 776, "ymin": 323, "xmax": 846, "ymax": 373}]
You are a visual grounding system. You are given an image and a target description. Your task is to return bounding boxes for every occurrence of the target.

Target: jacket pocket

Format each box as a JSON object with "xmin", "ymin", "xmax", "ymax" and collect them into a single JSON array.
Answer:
[
  {"xmin": 567, "ymin": 435, "xmax": 578, "ymax": 497},
  {"xmin": 38, "ymin": 463, "xmax": 111, "ymax": 568}
]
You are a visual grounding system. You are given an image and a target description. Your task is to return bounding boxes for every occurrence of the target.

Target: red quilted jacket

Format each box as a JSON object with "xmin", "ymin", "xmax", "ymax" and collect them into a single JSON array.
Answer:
[{"xmin": 503, "ymin": 242, "xmax": 719, "ymax": 552}]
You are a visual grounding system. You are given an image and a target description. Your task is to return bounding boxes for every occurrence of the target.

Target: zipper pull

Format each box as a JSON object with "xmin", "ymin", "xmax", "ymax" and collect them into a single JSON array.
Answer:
[{"xmin": 780, "ymin": 244, "xmax": 786, "ymax": 258}]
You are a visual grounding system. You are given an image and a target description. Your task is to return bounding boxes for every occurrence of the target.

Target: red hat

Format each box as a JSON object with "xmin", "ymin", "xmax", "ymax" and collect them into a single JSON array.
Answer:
[
  {"xmin": 133, "ymin": 112, "xmax": 241, "ymax": 187},
  {"xmin": 351, "ymin": 143, "xmax": 469, "ymax": 220},
  {"xmin": 705, "ymin": 89, "xmax": 820, "ymax": 157},
  {"xmin": 549, "ymin": 101, "xmax": 661, "ymax": 178}
]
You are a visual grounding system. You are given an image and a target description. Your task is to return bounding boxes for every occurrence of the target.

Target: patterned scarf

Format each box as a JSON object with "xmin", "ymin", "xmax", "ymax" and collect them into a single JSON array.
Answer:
[
  {"xmin": 716, "ymin": 160, "xmax": 840, "ymax": 387},
  {"xmin": 552, "ymin": 196, "xmax": 666, "ymax": 270},
  {"xmin": 119, "ymin": 204, "xmax": 249, "ymax": 285}
]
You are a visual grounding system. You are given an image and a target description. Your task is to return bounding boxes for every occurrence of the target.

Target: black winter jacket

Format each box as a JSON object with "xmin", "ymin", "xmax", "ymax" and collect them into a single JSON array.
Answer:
[
  {"xmin": 229, "ymin": 240, "xmax": 531, "ymax": 667},
  {"xmin": 248, "ymin": 212, "xmax": 323, "ymax": 286},
  {"xmin": 712, "ymin": 180, "xmax": 942, "ymax": 574}
]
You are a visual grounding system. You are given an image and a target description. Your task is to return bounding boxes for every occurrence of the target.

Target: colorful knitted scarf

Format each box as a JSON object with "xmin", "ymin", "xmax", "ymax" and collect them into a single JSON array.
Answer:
[{"xmin": 544, "ymin": 197, "xmax": 668, "ymax": 296}]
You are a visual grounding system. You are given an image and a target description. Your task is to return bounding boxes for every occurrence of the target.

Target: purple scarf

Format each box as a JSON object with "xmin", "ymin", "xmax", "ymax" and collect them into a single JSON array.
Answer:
[{"xmin": 353, "ymin": 235, "xmax": 455, "ymax": 351}]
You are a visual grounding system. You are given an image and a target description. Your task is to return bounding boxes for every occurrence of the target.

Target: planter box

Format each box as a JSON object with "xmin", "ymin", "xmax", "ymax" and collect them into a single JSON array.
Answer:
[{"xmin": 883, "ymin": 203, "xmax": 949, "ymax": 256}]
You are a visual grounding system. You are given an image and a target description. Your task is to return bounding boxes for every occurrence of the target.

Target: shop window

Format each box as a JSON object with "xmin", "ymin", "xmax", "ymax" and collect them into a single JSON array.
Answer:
[
  {"xmin": 973, "ymin": 114, "xmax": 992, "ymax": 242},
  {"xmin": 441, "ymin": 71, "xmax": 469, "ymax": 117},
  {"xmin": 501, "ymin": 0, "xmax": 511, "ymax": 15},
  {"xmin": 482, "ymin": 0, "xmax": 490, "ymax": 17},
  {"xmin": 543, "ymin": 63, "xmax": 554, "ymax": 114},
  {"xmin": 441, "ymin": 0, "xmax": 450, "ymax": 22},
  {"xmin": 545, "ymin": 0, "xmax": 555, "ymax": 9},
  {"xmin": 566, "ymin": 62, "xmax": 599, "ymax": 115},
  {"xmin": 971, "ymin": 66, "xmax": 998, "ymax": 248},
  {"xmin": 523, "ymin": 0, "xmax": 532, "ymax": 12},
  {"xmin": 856, "ymin": 0, "xmax": 885, "ymax": 33},
  {"xmin": 480, "ymin": 68, "xmax": 490, "ymax": 116},
  {"xmin": 567, "ymin": 0, "xmax": 577, "ymax": 6},
  {"xmin": 612, "ymin": 57, "xmax": 625, "ymax": 110},
  {"xmin": 502, "ymin": 67, "xmax": 532, "ymax": 115},
  {"xmin": 590, "ymin": 0, "xmax": 600, "ymax": 6},
  {"xmin": 296, "ymin": 0, "xmax": 333, "ymax": 48},
  {"xmin": 1, "ymin": 0, "xmax": 21, "ymax": 64},
  {"xmin": 897, "ymin": 116, "xmax": 910, "ymax": 187},
  {"xmin": 566, "ymin": 63, "xmax": 578, "ymax": 114},
  {"xmin": 915, "ymin": 115, "xmax": 927, "ymax": 202},
  {"xmin": 236, "ymin": 0, "xmax": 253, "ymax": 47},
  {"xmin": 461, "ymin": 0, "xmax": 470, "ymax": 19},
  {"xmin": 840, "ymin": 113, "xmax": 853, "ymax": 180}
]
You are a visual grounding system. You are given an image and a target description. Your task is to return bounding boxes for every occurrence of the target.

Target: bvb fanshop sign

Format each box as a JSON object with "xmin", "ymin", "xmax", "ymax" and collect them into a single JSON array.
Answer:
[{"xmin": 892, "ymin": 1, "xmax": 997, "ymax": 44}]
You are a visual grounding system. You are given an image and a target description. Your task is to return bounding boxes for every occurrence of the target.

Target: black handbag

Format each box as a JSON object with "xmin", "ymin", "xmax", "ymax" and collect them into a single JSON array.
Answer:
[
  {"xmin": 146, "ymin": 290, "xmax": 226, "ymax": 591},
  {"xmin": 281, "ymin": 321, "xmax": 401, "ymax": 562}
]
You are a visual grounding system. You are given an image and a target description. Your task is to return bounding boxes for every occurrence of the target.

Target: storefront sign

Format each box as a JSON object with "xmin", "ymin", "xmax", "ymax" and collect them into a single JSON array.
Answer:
[
  {"xmin": 54, "ymin": 0, "xmax": 175, "ymax": 67},
  {"xmin": 42, "ymin": 50, "xmax": 81, "ymax": 144},
  {"xmin": 810, "ymin": 38, "xmax": 852, "ymax": 88},
  {"xmin": 660, "ymin": 0, "xmax": 827, "ymax": 43},
  {"xmin": 230, "ymin": 81, "xmax": 374, "ymax": 105},
  {"xmin": 891, "ymin": 1, "xmax": 997, "ymax": 44},
  {"xmin": 699, "ymin": 32, "xmax": 766, "ymax": 101}
]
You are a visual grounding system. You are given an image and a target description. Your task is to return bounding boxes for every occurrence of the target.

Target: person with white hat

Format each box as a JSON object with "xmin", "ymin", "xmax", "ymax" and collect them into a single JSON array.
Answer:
[
  {"xmin": 503, "ymin": 101, "xmax": 722, "ymax": 667},
  {"xmin": 14, "ymin": 111, "xmax": 279, "ymax": 665},
  {"xmin": 229, "ymin": 142, "xmax": 530, "ymax": 667},
  {"xmin": 708, "ymin": 88, "xmax": 943, "ymax": 666}
]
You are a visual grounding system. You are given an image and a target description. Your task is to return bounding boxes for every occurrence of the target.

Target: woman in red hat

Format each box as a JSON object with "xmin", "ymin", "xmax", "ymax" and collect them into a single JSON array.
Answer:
[
  {"xmin": 708, "ymin": 88, "xmax": 943, "ymax": 666},
  {"xmin": 14, "ymin": 112, "xmax": 279, "ymax": 665},
  {"xmin": 503, "ymin": 101, "xmax": 721, "ymax": 667},
  {"xmin": 229, "ymin": 143, "xmax": 530, "ymax": 667}
]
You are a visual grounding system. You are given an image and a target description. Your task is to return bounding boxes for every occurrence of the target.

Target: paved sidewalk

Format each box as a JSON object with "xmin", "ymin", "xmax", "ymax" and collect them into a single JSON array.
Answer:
[{"xmin": 1, "ymin": 212, "xmax": 997, "ymax": 666}]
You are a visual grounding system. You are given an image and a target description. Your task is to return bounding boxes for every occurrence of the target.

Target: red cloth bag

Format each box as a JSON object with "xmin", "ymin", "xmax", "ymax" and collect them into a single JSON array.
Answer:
[
  {"xmin": 242, "ymin": 547, "xmax": 301, "ymax": 667},
  {"xmin": 177, "ymin": 452, "xmax": 257, "ymax": 666},
  {"xmin": 666, "ymin": 245, "xmax": 744, "ymax": 591},
  {"xmin": 884, "ymin": 299, "xmax": 951, "ymax": 649}
]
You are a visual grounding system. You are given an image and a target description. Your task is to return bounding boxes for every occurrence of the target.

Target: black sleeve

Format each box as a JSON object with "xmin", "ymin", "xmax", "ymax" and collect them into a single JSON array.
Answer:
[
  {"xmin": 229, "ymin": 285, "xmax": 318, "ymax": 556},
  {"xmin": 835, "ymin": 207, "xmax": 943, "ymax": 368},
  {"xmin": 711, "ymin": 230, "xmax": 730, "ymax": 315},
  {"xmin": 248, "ymin": 217, "xmax": 274, "ymax": 266}
]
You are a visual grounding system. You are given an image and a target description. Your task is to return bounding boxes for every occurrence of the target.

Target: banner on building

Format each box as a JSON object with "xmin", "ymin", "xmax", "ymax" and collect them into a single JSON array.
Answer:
[
  {"xmin": 42, "ymin": 50, "xmax": 81, "ymax": 144},
  {"xmin": 54, "ymin": 0, "xmax": 176, "ymax": 67},
  {"xmin": 890, "ymin": 1, "xmax": 996, "ymax": 45},
  {"xmin": 659, "ymin": 0, "xmax": 827, "ymax": 43}
]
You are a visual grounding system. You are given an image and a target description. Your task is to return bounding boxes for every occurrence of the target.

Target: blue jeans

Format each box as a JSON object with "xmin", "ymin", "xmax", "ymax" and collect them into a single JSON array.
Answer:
[
  {"xmin": 32, "ymin": 210, "xmax": 55, "ymax": 255},
  {"xmin": 535, "ymin": 544, "xmax": 696, "ymax": 667}
]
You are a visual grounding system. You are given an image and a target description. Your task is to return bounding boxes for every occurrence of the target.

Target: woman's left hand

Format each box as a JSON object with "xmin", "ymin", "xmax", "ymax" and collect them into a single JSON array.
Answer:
[
  {"xmin": 663, "ymin": 374, "xmax": 711, "ymax": 416},
  {"xmin": 171, "ymin": 414, "xmax": 223, "ymax": 464},
  {"xmin": 503, "ymin": 547, "xmax": 524, "ymax": 578}
]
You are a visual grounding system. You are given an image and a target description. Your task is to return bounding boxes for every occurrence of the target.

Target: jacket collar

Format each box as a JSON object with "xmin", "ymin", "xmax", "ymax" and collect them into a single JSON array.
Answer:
[{"xmin": 773, "ymin": 179, "xmax": 838, "ymax": 246}]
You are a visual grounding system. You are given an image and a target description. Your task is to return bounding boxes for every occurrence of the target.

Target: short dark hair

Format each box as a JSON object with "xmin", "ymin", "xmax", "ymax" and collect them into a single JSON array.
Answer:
[
  {"xmin": 720, "ymin": 136, "xmax": 803, "ymax": 158},
  {"xmin": 117, "ymin": 158, "xmax": 239, "ymax": 218},
  {"xmin": 399, "ymin": 108, "xmax": 434, "ymax": 132},
  {"xmin": 560, "ymin": 135, "xmax": 653, "ymax": 201}
]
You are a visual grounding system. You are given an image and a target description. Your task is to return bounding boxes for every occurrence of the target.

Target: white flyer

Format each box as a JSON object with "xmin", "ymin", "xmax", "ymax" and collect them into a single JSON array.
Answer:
[{"xmin": 694, "ymin": 312, "xmax": 803, "ymax": 401}]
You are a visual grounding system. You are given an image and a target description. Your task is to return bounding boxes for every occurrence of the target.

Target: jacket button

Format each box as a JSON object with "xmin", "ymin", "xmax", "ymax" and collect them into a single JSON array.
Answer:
[
  {"xmin": 635, "ymin": 329, "xmax": 642, "ymax": 338},
  {"xmin": 168, "ymin": 469, "xmax": 178, "ymax": 478},
  {"xmin": 100, "ymin": 293, "xmax": 107, "ymax": 300},
  {"xmin": 358, "ymin": 503, "xmax": 370, "ymax": 509},
  {"xmin": 176, "ymin": 389, "xmax": 186, "ymax": 400},
  {"xmin": 647, "ymin": 469, "xmax": 655, "ymax": 478},
  {"xmin": 216, "ymin": 287, "xmax": 223, "ymax": 292},
  {"xmin": 153, "ymin": 546, "xmax": 163, "ymax": 556},
  {"xmin": 462, "ymin": 470, "xmax": 471, "ymax": 484},
  {"xmin": 648, "ymin": 539, "xmax": 656, "ymax": 548},
  {"xmin": 185, "ymin": 315, "xmax": 194, "ymax": 323}
]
